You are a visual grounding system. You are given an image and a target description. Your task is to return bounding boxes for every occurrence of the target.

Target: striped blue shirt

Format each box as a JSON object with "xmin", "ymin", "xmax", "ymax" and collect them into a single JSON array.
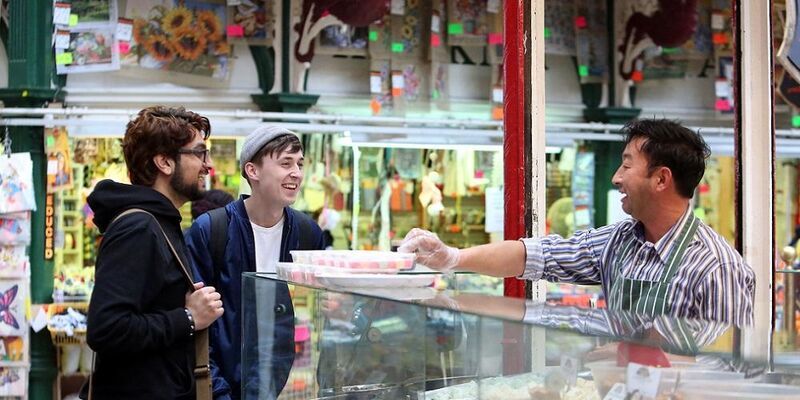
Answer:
[{"xmin": 520, "ymin": 207, "xmax": 755, "ymax": 327}]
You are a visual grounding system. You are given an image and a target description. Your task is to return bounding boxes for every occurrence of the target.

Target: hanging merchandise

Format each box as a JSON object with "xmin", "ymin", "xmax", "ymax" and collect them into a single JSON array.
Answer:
[
  {"xmin": 544, "ymin": 0, "xmax": 577, "ymax": 56},
  {"xmin": 574, "ymin": 0, "xmax": 608, "ymax": 84},
  {"xmin": 571, "ymin": 149, "xmax": 594, "ymax": 230},
  {"xmin": 369, "ymin": 59, "xmax": 394, "ymax": 116},
  {"xmin": 446, "ymin": 0, "xmax": 488, "ymax": 47},
  {"xmin": 0, "ymin": 213, "xmax": 31, "ymax": 248},
  {"xmin": 45, "ymin": 127, "xmax": 74, "ymax": 193},
  {"xmin": 122, "ymin": 0, "xmax": 231, "ymax": 81},
  {"xmin": 429, "ymin": 0, "xmax": 450, "ymax": 110},
  {"xmin": 53, "ymin": 1, "xmax": 121, "ymax": 75},
  {"xmin": 0, "ymin": 153, "xmax": 37, "ymax": 214},
  {"xmin": 0, "ymin": 282, "xmax": 26, "ymax": 337},
  {"xmin": 227, "ymin": 0, "xmax": 275, "ymax": 44},
  {"xmin": 0, "ymin": 247, "xmax": 28, "ymax": 279}
]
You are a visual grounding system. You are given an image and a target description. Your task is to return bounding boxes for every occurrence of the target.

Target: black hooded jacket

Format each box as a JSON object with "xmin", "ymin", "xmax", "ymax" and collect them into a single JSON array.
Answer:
[{"xmin": 82, "ymin": 180, "xmax": 195, "ymax": 399}]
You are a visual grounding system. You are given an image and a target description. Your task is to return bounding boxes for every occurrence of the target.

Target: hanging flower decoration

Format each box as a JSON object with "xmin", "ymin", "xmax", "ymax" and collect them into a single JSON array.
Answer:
[
  {"xmin": 197, "ymin": 10, "xmax": 223, "ymax": 42},
  {"xmin": 171, "ymin": 27, "xmax": 207, "ymax": 61},
  {"xmin": 144, "ymin": 35, "xmax": 176, "ymax": 62},
  {"xmin": 162, "ymin": 7, "xmax": 193, "ymax": 36},
  {"xmin": 129, "ymin": 4, "xmax": 229, "ymax": 77}
]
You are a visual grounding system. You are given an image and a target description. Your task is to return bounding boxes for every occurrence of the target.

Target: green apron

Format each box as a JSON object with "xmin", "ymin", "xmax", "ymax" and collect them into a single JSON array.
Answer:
[{"xmin": 607, "ymin": 214, "xmax": 699, "ymax": 316}]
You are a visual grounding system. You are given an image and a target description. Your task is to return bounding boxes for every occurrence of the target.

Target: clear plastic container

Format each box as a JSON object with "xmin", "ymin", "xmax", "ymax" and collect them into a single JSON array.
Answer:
[
  {"xmin": 586, "ymin": 361, "xmax": 745, "ymax": 397},
  {"xmin": 677, "ymin": 381, "xmax": 800, "ymax": 400},
  {"xmin": 289, "ymin": 250, "xmax": 415, "ymax": 272}
]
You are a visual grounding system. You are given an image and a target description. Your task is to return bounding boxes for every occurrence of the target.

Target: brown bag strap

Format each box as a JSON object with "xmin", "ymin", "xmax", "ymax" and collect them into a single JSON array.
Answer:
[{"xmin": 90, "ymin": 208, "xmax": 212, "ymax": 400}]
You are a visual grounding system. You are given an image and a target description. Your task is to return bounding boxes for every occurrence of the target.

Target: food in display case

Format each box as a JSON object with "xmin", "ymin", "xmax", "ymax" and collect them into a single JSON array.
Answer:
[
  {"xmin": 290, "ymin": 250, "xmax": 416, "ymax": 271},
  {"xmin": 422, "ymin": 372, "xmax": 599, "ymax": 400}
]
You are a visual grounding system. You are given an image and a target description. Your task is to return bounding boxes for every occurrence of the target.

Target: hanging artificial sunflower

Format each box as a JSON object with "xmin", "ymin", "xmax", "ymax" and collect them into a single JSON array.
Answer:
[
  {"xmin": 143, "ymin": 35, "xmax": 176, "ymax": 62},
  {"xmin": 133, "ymin": 18, "xmax": 149, "ymax": 45},
  {"xmin": 196, "ymin": 10, "xmax": 223, "ymax": 42},
  {"xmin": 171, "ymin": 27, "xmax": 207, "ymax": 61},
  {"xmin": 162, "ymin": 7, "xmax": 192, "ymax": 36}
]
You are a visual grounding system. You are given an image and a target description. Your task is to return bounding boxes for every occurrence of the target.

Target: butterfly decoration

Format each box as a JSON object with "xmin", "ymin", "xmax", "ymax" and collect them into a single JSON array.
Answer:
[{"xmin": 0, "ymin": 285, "xmax": 19, "ymax": 330}]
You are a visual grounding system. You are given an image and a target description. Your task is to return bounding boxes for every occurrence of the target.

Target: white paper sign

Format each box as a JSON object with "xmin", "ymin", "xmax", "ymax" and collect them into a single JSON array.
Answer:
[
  {"xmin": 626, "ymin": 363, "xmax": 661, "ymax": 399},
  {"xmin": 116, "ymin": 20, "xmax": 133, "ymax": 42},
  {"xmin": 715, "ymin": 79, "xmax": 731, "ymax": 98},
  {"xmin": 492, "ymin": 87, "xmax": 503, "ymax": 103},
  {"xmin": 392, "ymin": 73, "xmax": 405, "ymax": 89},
  {"xmin": 370, "ymin": 75, "xmax": 383, "ymax": 94},
  {"xmin": 55, "ymin": 31, "xmax": 71, "ymax": 50},
  {"xmin": 391, "ymin": 0, "xmax": 405, "ymax": 15},
  {"xmin": 47, "ymin": 159, "xmax": 58, "ymax": 175},
  {"xmin": 227, "ymin": 0, "xmax": 242, "ymax": 5},
  {"xmin": 431, "ymin": 15, "xmax": 441, "ymax": 33},
  {"xmin": 53, "ymin": 3, "xmax": 71, "ymax": 26},
  {"xmin": 484, "ymin": 186, "xmax": 504, "ymax": 233},
  {"xmin": 488, "ymin": 0, "xmax": 501, "ymax": 13},
  {"xmin": 711, "ymin": 13, "xmax": 726, "ymax": 30}
]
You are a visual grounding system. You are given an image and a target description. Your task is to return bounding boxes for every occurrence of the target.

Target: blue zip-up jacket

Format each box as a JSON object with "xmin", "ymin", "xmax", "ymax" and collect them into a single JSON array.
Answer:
[{"xmin": 185, "ymin": 196, "xmax": 324, "ymax": 399}]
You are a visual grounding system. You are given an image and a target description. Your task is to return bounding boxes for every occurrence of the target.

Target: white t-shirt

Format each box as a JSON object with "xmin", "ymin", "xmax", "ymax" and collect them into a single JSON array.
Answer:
[{"xmin": 252, "ymin": 217, "xmax": 284, "ymax": 273}]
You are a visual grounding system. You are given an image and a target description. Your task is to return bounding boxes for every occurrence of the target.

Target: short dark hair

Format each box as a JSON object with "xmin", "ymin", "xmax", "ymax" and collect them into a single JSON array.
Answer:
[
  {"xmin": 191, "ymin": 189, "xmax": 234, "ymax": 220},
  {"xmin": 123, "ymin": 106, "xmax": 210, "ymax": 186},
  {"xmin": 621, "ymin": 119, "xmax": 710, "ymax": 198},
  {"xmin": 249, "ymin": 134, "xmax": 302, "ymax": 166}
]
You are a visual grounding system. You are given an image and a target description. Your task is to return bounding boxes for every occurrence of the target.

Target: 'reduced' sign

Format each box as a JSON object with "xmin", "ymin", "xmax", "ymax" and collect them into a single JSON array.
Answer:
[{"xmin": 45, "ymin": 193, "xmax": 54, "ymax": 260}]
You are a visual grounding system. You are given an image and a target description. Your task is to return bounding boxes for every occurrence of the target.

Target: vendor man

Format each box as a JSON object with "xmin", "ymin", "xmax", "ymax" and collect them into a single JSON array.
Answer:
[{"xmin": 400, "ymin": 119, "xmax": 755, "ymax": 327}]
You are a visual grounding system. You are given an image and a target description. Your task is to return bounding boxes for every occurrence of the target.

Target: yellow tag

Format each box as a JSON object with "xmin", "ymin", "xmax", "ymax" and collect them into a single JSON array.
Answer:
[
  {"xmin": 25, "ymin": 298, "xmax": 31, "ymax": 321},
  {"xmin": 69, "ymin": 14, "xmax": 78, "ymax": 26},
  {"xmin": 56, "ymin": 52, "xmax": 73, "ymax": 65},
  {"xmin": 21, "ymin": 90, "xmax": 28, "ymax": 97}
]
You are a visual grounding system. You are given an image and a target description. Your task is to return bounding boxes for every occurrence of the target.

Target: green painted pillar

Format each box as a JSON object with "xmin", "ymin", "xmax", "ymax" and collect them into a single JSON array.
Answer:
[{"xmin": 0, "ymin": 1, "xmax": 63, "ymax": 399}]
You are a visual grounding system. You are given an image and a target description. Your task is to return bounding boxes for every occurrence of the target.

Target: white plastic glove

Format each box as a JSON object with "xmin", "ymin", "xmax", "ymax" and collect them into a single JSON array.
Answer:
[{"xmin": 398, "ymin": 228, "xmax": 460, "ymax": 272}]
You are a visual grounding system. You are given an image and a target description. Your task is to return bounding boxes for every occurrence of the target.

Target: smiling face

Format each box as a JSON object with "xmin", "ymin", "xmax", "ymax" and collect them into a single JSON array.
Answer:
[
  {"xmin": 246, "ymin": 148, "xmax": 304, "ymax": 208},
  {"xmin": 171, "ymin": 129, "xmax": 211, "ymax": 203},
  {"xmin": 611, "ymin": 137, "xmax": 658, "ymax": 220}
]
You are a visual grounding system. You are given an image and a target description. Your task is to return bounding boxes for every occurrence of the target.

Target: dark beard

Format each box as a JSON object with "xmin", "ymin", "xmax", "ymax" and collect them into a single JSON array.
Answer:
[{"xmin": 170, "ymin": 159, "xmax": 204, "ymax": 201}]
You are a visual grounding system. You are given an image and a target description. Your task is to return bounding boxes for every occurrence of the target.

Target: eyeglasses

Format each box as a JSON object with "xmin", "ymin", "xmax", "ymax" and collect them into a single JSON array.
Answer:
[{"xmin": 178, "ymin": 148, "xmax": 210, "ymax": 163}]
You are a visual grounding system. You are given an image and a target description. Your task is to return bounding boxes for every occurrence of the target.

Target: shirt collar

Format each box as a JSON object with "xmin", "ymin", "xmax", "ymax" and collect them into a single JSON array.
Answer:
[{"xmin": 652, "ymin": 206, "xmax": 696, "ymax": 262}]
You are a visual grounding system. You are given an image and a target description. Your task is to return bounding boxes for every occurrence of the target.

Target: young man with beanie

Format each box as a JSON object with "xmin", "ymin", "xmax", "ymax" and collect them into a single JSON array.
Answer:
[
  {"xmin": 83, "ymin": 106, "xmax": 224, "ymax": 399},
  {"xmin": 186, "ymin": 126, "xmax": 325, "ymax": 399}
]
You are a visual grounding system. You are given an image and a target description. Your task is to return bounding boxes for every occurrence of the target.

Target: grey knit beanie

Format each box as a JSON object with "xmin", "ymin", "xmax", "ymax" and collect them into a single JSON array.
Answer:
[{"xmin": 239, "ymin": 125, "xmax": 297, "ymax": 179}]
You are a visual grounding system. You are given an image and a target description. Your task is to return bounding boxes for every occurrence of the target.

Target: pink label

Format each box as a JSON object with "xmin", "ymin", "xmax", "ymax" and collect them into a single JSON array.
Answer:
[
  {"xmin": 715, "ymin": 98, "xmax": 731, "ymax": 111},
  {"xmin": 574, "ymin": 16, "xmax": 587, "ymax": 29},
  {"xmin": 118, "ymin": 41, "xmax": 130, "ymax": 54},
  {"xmin": 431, "ymin": 33, "xmax": 441, "ymax": 47},
  {"xmin": 227, "ymin": 24, "xmax": 244, "ymax": 37},
  {"xmin": 487, "ymin": 33, "xmax": 503, "ymax": 45}
]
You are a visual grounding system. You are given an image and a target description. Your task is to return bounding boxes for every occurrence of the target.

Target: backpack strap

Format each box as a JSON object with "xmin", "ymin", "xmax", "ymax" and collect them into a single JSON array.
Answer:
[
  {"xmin": 295, "ymin": 211, "xmax": 316, "ymax": 250},
  {"xmin": 207, "ymin": 206, "xmax": 229, "ymax": 287}
]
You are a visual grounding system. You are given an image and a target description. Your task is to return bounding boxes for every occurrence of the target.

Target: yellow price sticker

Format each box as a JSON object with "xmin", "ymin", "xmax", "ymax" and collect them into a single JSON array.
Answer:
[{"xmin": 56, "ymin": 52, "xmax": 73, "ymax": 65}]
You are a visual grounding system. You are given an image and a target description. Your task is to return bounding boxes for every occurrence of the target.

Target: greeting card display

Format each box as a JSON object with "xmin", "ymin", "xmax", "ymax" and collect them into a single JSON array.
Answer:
[
  {"xmin": 0, "ymin": 154, "xmax": 36, "ymax": 214},
  {"xmin": 0, "ymin": 281, "xmax": 26, "ymax": 337},
  {"xmin": 0, "ymin": 213, "xmax": 31, "ymax": 247},
  {"xmin": 228, "ymin": 0, "xmax": 275, "ymax": 44},
  {"xmin": 46, "ymin": 127, "xmax": 74, "ymax": 193},
  {"xmin": 0, "ymin": 367, "xmax": 26, "ymax": 397},
  {"xmin": 446, "ymin": 0, "xmax": 488, "ymax": 47},
  {"xmin": 55, "ymin": 26, "xmax": 120, "ymax": 74},
  {"xmin": 0, "ymin": 247, "xmax": 28, "ymax": 279}
]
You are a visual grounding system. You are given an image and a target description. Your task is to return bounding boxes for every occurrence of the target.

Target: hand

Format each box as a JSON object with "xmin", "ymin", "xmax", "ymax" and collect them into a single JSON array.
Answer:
[
  {"xmin": 398, "ymin": 228, "xmax": 460, "ymax": 272},
  {"xmin": 185, "ymin": 282, "xmax": 224, "ymax": 331}
]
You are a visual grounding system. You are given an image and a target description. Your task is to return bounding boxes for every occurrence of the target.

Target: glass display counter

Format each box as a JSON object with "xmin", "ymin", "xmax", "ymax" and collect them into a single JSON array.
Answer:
[{"xmin": 242, "ymin": 272, "xmax": 799, "ymax": 400}]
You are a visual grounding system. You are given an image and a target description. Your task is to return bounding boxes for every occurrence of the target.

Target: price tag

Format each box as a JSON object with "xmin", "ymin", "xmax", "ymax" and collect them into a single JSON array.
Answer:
[
  {"xmin": 53, "ymin": 3, "xmax": 71, "ymax": 25},
  {"xmin": 370, "ymin": 74, "xmax": 382, "ymax": 94},
  {"xmin": 715, "ymin": 79, "xmax": 731, "ymax": 97},
  {"xmin": 487, "ymin": 0, "xmax": 500, "ymax": 13},
  {"xmin": 492, "ymin": 86, "xmax": 503, "ymax": 103},
  {"xmin": 118, "ymin": 41, "xmax": 131, "ymax": 54},
  {"xmin": 391, "ymin": 72, "xmax": 405, "ymax": 89},
  {"xmin": 431, "ymin": 15, "xmax": 441, "ymax": 33},
  {"xmin": 626, "ymin": 363, "xmax": 661, "ymax": 399},
  {"xmin": 55, "ymin": 52, "xmax": 73, "ymax": 65},
  {"xmin": 116, "ymin": 19, "xmax": 133, "ymax": 42},
  {"xmin": 227, "ymin": 24, "xmax": 244, "ymax": 37},
  {"xmin": 711, "ymin": 13, "xmax": 726, "ymax": 30},
  {"xmin": 603, "ymin": 383, "xmax": 627, "ymax": 400},
  {"xmin": 69, "ymin": 14, "xmax": 79, "ymax": 27},
  {"xmin": 391, "ymin": 0, "xmax": 405, "ymax": 15},
  {"xmin": 55, "ymin": 31, "xmax": 71, "ymax": 50}
]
